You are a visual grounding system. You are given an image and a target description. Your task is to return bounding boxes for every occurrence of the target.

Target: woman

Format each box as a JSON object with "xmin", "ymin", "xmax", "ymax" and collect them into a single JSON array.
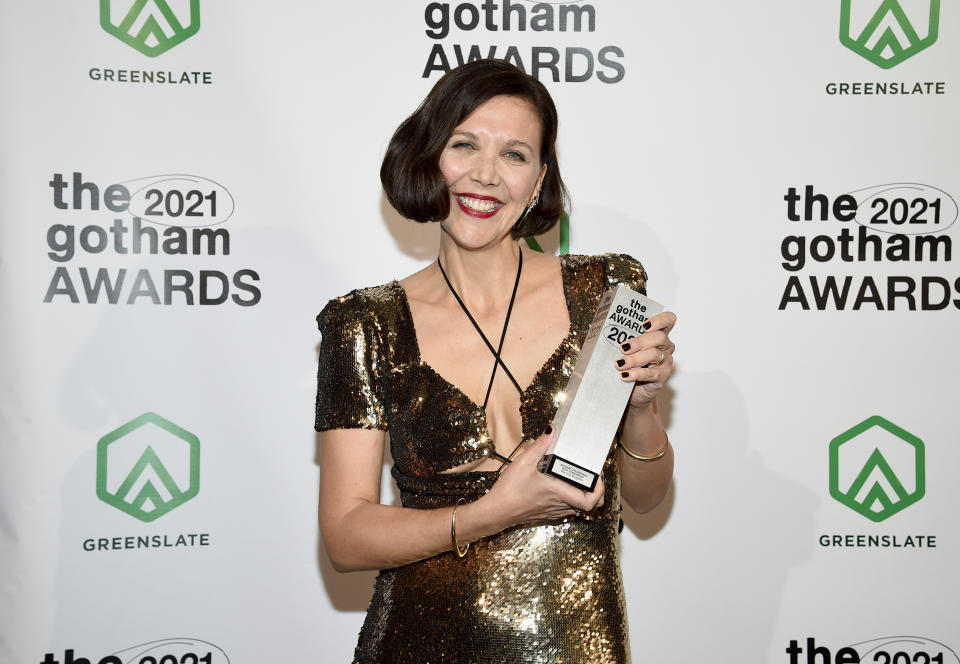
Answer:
[{"xmin": 316, "ymin": 59, "xmax": 676, "ymax": 663}]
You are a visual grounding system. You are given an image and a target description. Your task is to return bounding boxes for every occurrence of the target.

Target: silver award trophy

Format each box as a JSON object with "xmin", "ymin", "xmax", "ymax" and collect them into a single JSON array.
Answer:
[{"xmin": 539, "ymin": 284, "xmax": 664, "ymax": 490}]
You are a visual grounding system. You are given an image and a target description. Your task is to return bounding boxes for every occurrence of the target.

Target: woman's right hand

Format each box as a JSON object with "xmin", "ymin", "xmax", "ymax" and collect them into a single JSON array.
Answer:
[
  {"xmin": 320, "ymin": 427, "xmax": 605, "ymax": 571},
  {"xmin": 484, "ymin": 427, "xmax": 605, "ymax": 528}
]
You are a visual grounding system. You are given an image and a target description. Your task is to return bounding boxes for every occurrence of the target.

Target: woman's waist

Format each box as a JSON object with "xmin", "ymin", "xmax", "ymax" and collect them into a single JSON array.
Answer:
[{"xmin": 381, "ymin": 516, "xmax": 622, "ymax": 582}]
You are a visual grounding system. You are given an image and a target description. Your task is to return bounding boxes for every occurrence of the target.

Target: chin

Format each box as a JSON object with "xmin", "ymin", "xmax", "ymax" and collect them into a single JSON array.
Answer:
[{"xmin": 441, "ymin": 217, "xmax": 513, "ymax": 250}]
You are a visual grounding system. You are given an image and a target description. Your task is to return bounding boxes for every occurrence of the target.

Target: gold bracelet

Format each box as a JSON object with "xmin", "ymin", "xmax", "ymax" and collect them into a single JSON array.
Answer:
[
  {"xmin": 451, "ymin": 498, "xmax": 469, "ymax": 558},
  {"xmin": 618, "ymin": 432, "xmax": 669, "ymax": 462}
]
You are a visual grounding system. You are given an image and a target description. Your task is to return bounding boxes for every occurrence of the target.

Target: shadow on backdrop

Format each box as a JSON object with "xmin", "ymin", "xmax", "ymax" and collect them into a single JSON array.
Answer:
[{"xmin": 624, "ymin": 369, "xmax": 819, "ymax": 662}]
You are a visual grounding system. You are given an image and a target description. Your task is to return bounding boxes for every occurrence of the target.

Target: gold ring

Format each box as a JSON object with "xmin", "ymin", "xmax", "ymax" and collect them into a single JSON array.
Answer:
[{"xmin": 655, "ymin": 349, "xmax": 665, "ymax": 366}]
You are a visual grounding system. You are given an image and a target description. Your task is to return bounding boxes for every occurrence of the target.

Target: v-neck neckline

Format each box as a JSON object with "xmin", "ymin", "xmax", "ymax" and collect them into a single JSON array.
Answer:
[{"xmin": 393, "ymin": 254, "xmax": 576, "ymax": 420}]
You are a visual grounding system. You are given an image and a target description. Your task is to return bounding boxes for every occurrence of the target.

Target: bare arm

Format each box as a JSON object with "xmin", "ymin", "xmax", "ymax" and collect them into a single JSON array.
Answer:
[
  {"xmin": 318, "ymin": 427, "xmax": 605, "ymax": 572},
  {"xmin": 618, "ymin": 399, "xmax": 674, "ymax": 512},
  {"xmin": 318, "ymin": 427, "xmax": 501, "ymax": 571},
  {"xmin": 613, "ymin": 311, "xmax": 678, "ymax": 513}
]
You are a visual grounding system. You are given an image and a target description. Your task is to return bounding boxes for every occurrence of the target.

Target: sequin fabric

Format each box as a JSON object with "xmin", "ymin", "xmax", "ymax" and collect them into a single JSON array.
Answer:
[{"xmin": 316, "ymin": 253, "xmax": 648, "ymax": 664}]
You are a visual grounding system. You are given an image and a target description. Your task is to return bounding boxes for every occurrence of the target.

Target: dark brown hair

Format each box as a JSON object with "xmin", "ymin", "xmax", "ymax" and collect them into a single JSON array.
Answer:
[{"xmin": 380, "ymin": 59, "xmax": 568, "ymax": 238}]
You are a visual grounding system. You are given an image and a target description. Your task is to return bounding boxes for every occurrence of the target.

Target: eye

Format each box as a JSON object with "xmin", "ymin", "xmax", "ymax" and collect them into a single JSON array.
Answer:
[
  {"xmin": 451, "ymin": 140, "xmax": 476, "ymax": 150},
  {"xmin": 504, "ymin": 150, "xmax": 527, "ymax": 162}
]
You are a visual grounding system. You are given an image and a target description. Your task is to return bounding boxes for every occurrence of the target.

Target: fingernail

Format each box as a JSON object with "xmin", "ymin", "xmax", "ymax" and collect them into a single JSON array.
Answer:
[
  {"xmin": 621, "ymin": 343, "xmax": 631, "ymax": 351},
  {"xmin": 643, "ymin": 321, "xmax": 652, "ymax": 330},
  {"xmin": 616, "ymin": 359, "xmax": 625, "ymax": 367},
  {"xmin": 545, "ymin": 424, "xmax": 553, "ymax": 435},
  {"xmin": 620, "ymin": 371, "xmax": 629, "ymax": 378}
]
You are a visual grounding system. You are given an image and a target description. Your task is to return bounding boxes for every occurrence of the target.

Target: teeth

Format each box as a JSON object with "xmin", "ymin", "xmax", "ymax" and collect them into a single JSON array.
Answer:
[{"xmin": 457, "ymin": 195, "xmax": 499, "ymax": 212}]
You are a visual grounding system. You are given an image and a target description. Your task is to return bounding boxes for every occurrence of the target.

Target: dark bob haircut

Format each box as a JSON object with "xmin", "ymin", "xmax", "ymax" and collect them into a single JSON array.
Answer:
[{"xmin": 380, "ymin": 59, "xmax": 568, "ymax": 239}]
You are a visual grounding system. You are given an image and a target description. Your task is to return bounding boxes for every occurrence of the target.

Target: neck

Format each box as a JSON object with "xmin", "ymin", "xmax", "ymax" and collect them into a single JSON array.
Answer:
[{"xmin": 437, "ymin": 235, "xmax": 522, "ymax": 310}]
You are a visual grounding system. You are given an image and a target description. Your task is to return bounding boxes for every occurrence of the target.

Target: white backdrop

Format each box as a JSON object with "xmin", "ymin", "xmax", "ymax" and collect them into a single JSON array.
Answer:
[{"xmin": 1, "ymin": 1, "xmax": 958, "ymax": 663}]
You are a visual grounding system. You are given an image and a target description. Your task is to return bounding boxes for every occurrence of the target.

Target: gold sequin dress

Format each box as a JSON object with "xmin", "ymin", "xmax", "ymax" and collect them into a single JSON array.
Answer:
[{"xmin": 315, "ymin": 253, "xmax": 648, "ymax": 664}]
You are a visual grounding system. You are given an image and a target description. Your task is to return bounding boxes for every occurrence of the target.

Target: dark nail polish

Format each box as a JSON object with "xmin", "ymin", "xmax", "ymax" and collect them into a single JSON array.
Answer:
[
  {"xmin": 545, "ymin": 424, "xmax": 553, "ymax": 435},
  {"xmin": 643, "ymin": 321, "xmax": 652, "ymax": 330},
  {"xmin": 620, "ymin": 371, "xmax": 629, "ymax": 378},
  {"xmin": 621, "ymin": 343, "xmax": 631, "ymax": 352},
  {"xmin": 616, "ymin": 359, "xmax": 625, "ymax": 367}
]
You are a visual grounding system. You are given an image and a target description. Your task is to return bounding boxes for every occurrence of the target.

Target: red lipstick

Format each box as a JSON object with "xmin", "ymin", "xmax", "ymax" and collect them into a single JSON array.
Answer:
[{"xmin": 453, "ymin": 192, "xmax": 503, "ymax": 219}]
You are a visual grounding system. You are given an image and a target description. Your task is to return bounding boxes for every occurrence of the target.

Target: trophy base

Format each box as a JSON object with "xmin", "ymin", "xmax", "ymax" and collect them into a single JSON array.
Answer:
[{"xmin": 538, "ymin": 454, "xmax": 599, "ymax": 492}]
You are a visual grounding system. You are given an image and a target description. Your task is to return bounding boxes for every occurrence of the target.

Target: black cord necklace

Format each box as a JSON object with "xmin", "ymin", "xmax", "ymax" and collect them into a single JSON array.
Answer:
[{"xmin": 437, "ymin": 250, "xmax": 525, "ymax": 467}]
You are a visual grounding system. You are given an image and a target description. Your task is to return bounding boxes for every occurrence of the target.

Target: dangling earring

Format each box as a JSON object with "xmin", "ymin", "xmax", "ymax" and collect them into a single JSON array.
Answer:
[
  {"xmin": 528, "ymin": 189, "xmax": 540, "ymax": 213},
  {"xmin": 514, "ymin": 189, "xmax": 541, "ymax": 231}
]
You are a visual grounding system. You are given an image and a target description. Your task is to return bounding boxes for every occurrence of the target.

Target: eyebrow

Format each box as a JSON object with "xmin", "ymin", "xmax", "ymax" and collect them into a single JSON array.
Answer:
[
  {"xmin": 503, "ymin": 138, "xmax": 534, "ymax": 152},
  {"xmin": 449, "ymin": 131, "xmax": 534, "ymax": 153}
]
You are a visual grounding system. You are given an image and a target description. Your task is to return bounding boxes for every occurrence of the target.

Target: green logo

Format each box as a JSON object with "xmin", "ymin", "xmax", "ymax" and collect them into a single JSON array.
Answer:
[
  {"xmin": 829, "ymin": 415, "xmax": 925, "ymax": 522},
  {"xmin": 96, "ymin": 412, "xmax": 200, "ymax": 522},
  {"xmin": 100, "ymin": 0, "xmax": 201, "ymax": 57},
  {"xmin": 840, "ymin": 0, "xmax": 940, "ymax": 69}
]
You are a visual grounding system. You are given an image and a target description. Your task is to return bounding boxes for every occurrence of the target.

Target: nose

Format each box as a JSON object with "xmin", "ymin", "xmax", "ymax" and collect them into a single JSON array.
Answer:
[{"xmin": 470, "ymin": 149, "xmax": 499, "ymax": 186}]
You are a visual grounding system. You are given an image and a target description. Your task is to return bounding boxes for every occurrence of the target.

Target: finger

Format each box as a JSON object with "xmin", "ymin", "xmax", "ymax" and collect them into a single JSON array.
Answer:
[
  {"xmin": 638, "ymin": 345, "xmax": 671, "ymax": 369},
  {"xmin": 629, "ymin": 348, "xmax": 661, "ymax": 370},
  {"xmin": 646, "ymin": 311, "xmax": 677, "ymax": 333},
  {"xmin": 578, "ymin": 477, "xmax": 606, "ymax": 511},
  {"xmin": 615, "ymin": 334, "xmax": 670, "ymax": 368},
  {"xmin": 621, "ymin": 330, "xmax": 666, "ymax": 353},
  {"xmin": 618, "ymin": 312, "xmax": 676, "ymax": 349},
  {"xmin": 619, "ymin": 328, "xmax": 669, "ymax": 354},
  {"xmin": 587, "ymin": 478, "xmax": 606, "ymax": 510},
  {"xmin": 621, "ymin": 344, "xmax": 673, "ymax": 373},
  {"xmin": 537, "ymin": 424, "xmax": 557, "ymax": 443},
  {"xmin": 619, "ymin": 361, "xmax": 671, "ymax": 383},
  {"xmin": 553, "ymin": 476, "xmax": 605, "ymax": 512},
  {"xmin": 512, "ymin": 426, "xmax": 555, "ymax": 464}
]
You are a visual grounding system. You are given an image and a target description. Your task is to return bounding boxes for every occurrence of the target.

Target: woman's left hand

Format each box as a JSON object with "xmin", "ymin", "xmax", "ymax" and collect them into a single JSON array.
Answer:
[{"xmin": 615, "ymin": 311, "xmax": 677, "ymax": 407}]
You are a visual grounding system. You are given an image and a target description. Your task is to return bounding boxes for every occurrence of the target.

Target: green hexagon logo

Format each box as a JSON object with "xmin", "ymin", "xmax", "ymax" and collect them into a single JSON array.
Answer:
[
  {"xmin": 96, "ymin": 412, "xmax": 200, "ymax": 522},
  {"xmin": 100, "ymin": 0, "xmax": 201, "ymax": 58},
  {"xmin": 840, "ymin": 0, "xmax": 940, "ymax": 69},
  {"xmin": 829, "ymin": 415, "xmax": 925, "ymax": 522}
]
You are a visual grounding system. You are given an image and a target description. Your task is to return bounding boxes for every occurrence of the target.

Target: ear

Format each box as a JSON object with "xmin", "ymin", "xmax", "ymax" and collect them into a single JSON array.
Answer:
[{"xmin": 532, "ymin": 163, "xmax": 547, "ymax": 202}]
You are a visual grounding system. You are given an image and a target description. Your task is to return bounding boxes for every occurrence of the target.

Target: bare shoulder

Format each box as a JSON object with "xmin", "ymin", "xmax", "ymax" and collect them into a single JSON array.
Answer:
[
  {"xmin": 398, "ymin": 262, "xmax": 446, "ymax": 307},
  {"xmin": 520, "ymin": 248, "xmax": 562, "ymax": 291},
  {"xmin": 521, "ymin": 247, "xmax": 560, "ymax": 268}
]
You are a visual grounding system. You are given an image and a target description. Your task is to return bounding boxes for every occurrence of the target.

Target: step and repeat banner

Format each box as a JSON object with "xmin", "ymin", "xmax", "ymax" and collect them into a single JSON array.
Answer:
[{"xmin": 1, "ymin": 1, "xmax": 957, "ymax": 662}]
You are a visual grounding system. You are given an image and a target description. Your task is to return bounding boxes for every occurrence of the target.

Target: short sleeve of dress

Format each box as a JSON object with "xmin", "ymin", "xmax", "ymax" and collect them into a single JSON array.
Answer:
[
  {"xmin": 601, "ymin": 253, "xmax": 649, "ymax": 294},
  {"xmin": 314, "ymin": 292, "xmax": 389, "ymax": 432}
]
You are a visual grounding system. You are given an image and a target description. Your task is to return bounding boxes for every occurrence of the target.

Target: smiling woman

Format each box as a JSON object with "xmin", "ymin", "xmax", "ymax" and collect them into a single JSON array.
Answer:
[
  {"xmin": 316, "ymin": 59, "xmax": 677, "ymax": 663},
  {"xmin": 380, "ymin": 59, "xmax": 566, "ymax": 237},
  {"xmin": 437, "ymin": 95, "xmax": 547, "ymax": 250}
]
